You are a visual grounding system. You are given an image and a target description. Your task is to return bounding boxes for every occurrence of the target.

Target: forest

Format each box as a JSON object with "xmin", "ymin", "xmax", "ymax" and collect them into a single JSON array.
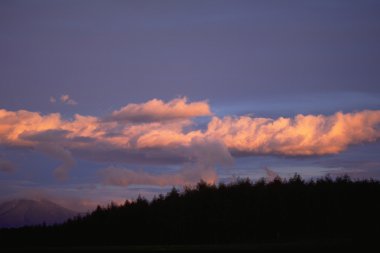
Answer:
[{"xmin": 1, "ymin": 175, "xmax": 380, "ymax": 251}]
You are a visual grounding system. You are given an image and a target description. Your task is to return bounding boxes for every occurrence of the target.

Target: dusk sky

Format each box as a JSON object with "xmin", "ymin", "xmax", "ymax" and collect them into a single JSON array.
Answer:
[{"xmin": 1, "ymin": 0, "xmax": 380, "ymax": 211}]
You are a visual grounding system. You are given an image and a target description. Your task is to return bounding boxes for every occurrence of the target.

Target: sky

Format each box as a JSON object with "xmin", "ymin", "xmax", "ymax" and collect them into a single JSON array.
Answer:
[{"xmin": 1, "ymin": 0, "xmax": 380, "ymax": 211}]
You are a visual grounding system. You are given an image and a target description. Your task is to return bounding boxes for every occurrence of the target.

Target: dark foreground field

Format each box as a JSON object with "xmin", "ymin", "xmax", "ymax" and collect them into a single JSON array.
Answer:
[
  {"xmin": 1, "ymin": 239, "xmax": 378, "ymax": 253},
  {"xmin": 1, "ymin": 240, "xmax": 376, "ymax": 253},
  {"xmin": 1, "ymin": 175, "xmax": 380, "ymax": 252}
]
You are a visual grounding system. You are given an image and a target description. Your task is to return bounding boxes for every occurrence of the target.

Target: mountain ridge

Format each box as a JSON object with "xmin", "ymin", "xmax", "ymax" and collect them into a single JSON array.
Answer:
[{"xmin": 0, "ymin": 198, "xmax": 78, "ymax": 228}]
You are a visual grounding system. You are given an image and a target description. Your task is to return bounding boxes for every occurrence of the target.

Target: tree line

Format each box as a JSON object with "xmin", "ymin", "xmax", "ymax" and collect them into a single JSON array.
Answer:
[{"xmin": 1, "ymin": 175, "xmax": 380, "ymax": 247}]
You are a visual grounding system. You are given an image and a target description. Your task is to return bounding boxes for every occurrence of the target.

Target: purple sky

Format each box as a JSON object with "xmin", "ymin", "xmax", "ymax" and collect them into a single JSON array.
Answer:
[{"xmin": 1, "ymin": 0, "xmax": 380, "ymax": 211}]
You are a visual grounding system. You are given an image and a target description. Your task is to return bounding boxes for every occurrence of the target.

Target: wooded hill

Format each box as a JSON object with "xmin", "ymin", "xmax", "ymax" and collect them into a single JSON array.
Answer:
[{"xmin": 1, "ymin": 175, "xmax": 380, "ymax": 248}]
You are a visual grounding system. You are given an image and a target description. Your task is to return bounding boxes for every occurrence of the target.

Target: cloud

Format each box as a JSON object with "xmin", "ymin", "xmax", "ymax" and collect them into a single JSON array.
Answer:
[
  {"xmin": 101, "ymin": 167, "xmax": 190, "ymax": 187},
  {"xmin": 206, "ymin": 110, "xmax": 380, "ymax": 156},
  {"xmin": 107, "ymin": 97, "xmax": 211, "ymax": 123},
  {"xmin": 17, "ymin": 130, "xmax": 75, "ymax": 180},
  {"xmin": 36, "ymin": 143, "xmax": 75, "ymax": 180},
  {"xmin": 60, "ymin": 94, "xmax": 77, "ymax": 105},
  {"xmin": 101, "ymin": 159, "xmax": 221, "ymax": 187},
  {"xmin": 49, "ymin": 94, "xmax": 77, "ymax": 106},
  {"xmin": 264, "ymin": 167, "xmax": 279, "ymax": 182},
  {"xmin": 1, "ymin": 98, "xmax": 380, "ymax": 183},
  {"xmin": 0, "ymin": 109, "xmax": 62, "ymax": 147},
  {"xmin": 102, "ymin": 137, "xmax": 233, "ymax": 187}
]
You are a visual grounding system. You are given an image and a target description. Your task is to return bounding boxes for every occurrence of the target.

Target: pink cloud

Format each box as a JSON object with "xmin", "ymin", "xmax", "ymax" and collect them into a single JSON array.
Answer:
[
  {"xmin": 206, "ymin": 110, "xmax": 380, "ymax": 156},
  {"xmin": 50, "ymin": 95, "xmax": 77, "ymax": 105},
  {"xmin": 1, "ymin": 98, "xmax": 380, "ymax": 184},
  {"xmin": 59, "ymin": 94, "xmax": 77, "ymax": 105},
  {"xmin": 108, "ymin": 97, "xmax": 211, "ymax": 123}
]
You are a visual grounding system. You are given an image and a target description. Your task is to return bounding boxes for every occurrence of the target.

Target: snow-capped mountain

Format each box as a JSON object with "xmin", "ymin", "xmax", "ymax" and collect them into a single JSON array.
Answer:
[{"xmin": 0, "ymin": 199, "xmax": 78, "ymax": 228}]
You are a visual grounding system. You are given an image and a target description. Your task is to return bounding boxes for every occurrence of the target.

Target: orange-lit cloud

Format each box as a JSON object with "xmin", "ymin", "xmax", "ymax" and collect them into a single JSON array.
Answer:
[
  {"xmin": 206, "ymin": 110, "xmax": 380, "ymax": 156},
  {"xmin": 0, "ymin": 109, "xmax": 62, "ymax": 147},
  {"xmin": 1, "ymin": 98, "xmax": 380, "ymax": 185},
  {"xmin": 107, "ymin": 97, "xmax": 211, "ymax": 122}
]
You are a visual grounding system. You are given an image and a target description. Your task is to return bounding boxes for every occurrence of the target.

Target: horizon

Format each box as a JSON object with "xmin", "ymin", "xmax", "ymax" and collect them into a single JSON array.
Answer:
[{"xmin": 1, "ymin": 0, "xmax": 380, "ymax": 212}]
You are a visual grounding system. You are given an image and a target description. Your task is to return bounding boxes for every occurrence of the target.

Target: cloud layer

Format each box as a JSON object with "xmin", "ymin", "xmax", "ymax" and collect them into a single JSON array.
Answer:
[{"xmin": 1, "ymin": 98, "xmax": 380, "ymax": 185}]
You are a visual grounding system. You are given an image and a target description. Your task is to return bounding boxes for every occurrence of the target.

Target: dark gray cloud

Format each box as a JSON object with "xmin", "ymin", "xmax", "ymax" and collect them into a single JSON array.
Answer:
[{"xmin": 20, "ymin": 130, "xmax": 70, "ymax": 143}]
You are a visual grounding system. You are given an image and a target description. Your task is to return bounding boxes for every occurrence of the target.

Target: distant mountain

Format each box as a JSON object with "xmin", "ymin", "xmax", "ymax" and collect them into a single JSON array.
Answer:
[{"xmin": 0, "ymin": 199, "xmax": 78, "ymax": 228}]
